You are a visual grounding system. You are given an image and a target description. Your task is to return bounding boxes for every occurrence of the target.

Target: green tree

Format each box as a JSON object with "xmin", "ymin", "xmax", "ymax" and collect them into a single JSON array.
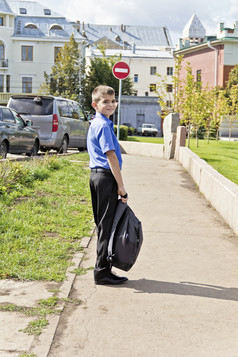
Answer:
[
  {"xmin": 82, "ymin": 46, "xmax": 134, "ymax": 112},
  {"xmin": 39, "ymin": 34, "xmax": 81, "ymax": 101},
  {"xmin": 226, "ymin": 64, "xmax": 238, "ymax": 89},
  {"xmin": 207, "ymin": 88, "xmax": 229, "ymax": 141},
  {"xmin": 156, "ymin": 55, "xmax": 184, "ymax": 118},
  {"xmin": 228, "ymin": 84, "xmax": 238, "ymax": 140},
  {"xmin": 179, "ymin": 62, "xmax": 196, "ymax": 147}
]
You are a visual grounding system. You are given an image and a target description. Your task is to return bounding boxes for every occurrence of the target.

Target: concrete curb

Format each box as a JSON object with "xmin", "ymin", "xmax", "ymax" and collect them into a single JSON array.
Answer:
[
  {"xmin": 119, "ymin": 140, "xmax": 164, "ymax": 158},
  {"xmin": 30, "ymin": 232, "xmax": 95, "ymax": 357},
  {"xmin": 178, "ymin": 146, "xmax": 238, "ymax": 236}
]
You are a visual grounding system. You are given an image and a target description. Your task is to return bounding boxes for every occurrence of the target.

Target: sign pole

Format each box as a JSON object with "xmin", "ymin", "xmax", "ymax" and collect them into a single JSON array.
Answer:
[
  {"xmin": 117, "ymin": 79, "xmax": 122, "ymax": 140},
  {"xmin": 112, "ymin": 61, "xmax": 130, "ymax": 140}
]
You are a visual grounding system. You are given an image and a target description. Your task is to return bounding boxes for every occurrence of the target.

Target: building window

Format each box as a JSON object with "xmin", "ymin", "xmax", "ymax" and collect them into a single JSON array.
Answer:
[
  {"xmin": 167, "ymin": 84, "xmax": 173, "ymax": 92},
  {"xmin": 6, "ymin": 75, "xmax": 10, "ymax": 92},
  {"xmin": 150, "ymin": 83, "xmax": 156, "ymax": 92},
  {"xmin": 197, "ymin": 70, "xmax": 201, "ymax": 82},
  {"xmin": 0, "ymin": 17, "xmax": 3, "ymax": 26},
  {"xmin": 22, "ymin": 77, "xmax": 32, "ymax": 93},
  {"xmin": 44, "ymin": 9, "xmax": 51, "ymax": 15},
  {"xmin": 0, "ymin": 43, "xmax": 4, "ymax": 60},
  {"xmin": 22, "ymin": 46, "xmax": 33, "ymax": 61},
  {"xmin": 24, "ymin": 23, "xmax": 38, "ymax": 29},
  {"xmin": 150, "ymin": 66, "xmax": 157, "ymax": 75},
  {"xmin": 166, "ymin": 100, "xmax": 172, "ymax": 108},
  {"xmin": 54, "ymin": 47, "xmax": 62, "ymax": 62},
  {"xmin": 0, "ymin": 75, "xmax": 4, "ymax": 92},
  {"xmin": 19, "ymin": 8, "xmax": 27, "ymax": 14},
  {"xmin": 167, "ymin": 67, "xmax": 173, "ymax": 75},
  {"xmin": 50, "ymin": 24, "xmax": 63, "ymax": 30},
  {"xmin": 134, "ymin": 74, "xmax": 138, "ymax": 83}
]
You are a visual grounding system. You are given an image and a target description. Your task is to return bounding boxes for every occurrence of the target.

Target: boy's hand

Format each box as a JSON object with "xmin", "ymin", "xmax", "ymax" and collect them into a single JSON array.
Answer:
[{"xmin": 118, "ymin": 187, "xmax": 128, "ymax": 203}]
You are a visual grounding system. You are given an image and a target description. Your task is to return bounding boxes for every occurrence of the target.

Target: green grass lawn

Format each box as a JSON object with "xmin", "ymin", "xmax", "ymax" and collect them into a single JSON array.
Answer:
[
  {"xmin": 127, "ymin": 136, "xmax": 164, "ymax": 144},
  {"xmin": 0, "ymin": 153, "xmax": 94, "ymax": 281},
  {"xmin": 188, "ymin": 139, "xmax": 238, "ymax": 185}
]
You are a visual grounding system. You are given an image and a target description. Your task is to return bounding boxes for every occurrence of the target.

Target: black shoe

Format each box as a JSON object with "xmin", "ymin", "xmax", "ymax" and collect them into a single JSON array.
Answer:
[{"xmin": 95, "ymin": 272, "xmax": 128, "ymax": 285}]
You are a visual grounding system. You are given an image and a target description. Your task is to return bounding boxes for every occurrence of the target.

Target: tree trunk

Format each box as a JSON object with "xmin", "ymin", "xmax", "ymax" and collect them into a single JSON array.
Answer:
[
  {"xmin": 196, "ymin": 127, "xmax": 199, "ymax": 147},
  {"xmin": 229, "ymin": 122, "xmax": 232, "ymax": 141},
  {"xmin": 187, "ymin": 125, "xmax": 190, "ymax": 148},
  {"xmin": 207, "ymin": 128, "xmax": 210, "ymax": 143}
]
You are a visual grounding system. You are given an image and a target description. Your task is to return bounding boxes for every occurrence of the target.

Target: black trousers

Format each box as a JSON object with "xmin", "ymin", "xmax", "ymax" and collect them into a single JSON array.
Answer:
[{"xmin": 90, "ymin": 170, "xmax": 118, "ymax": 281}]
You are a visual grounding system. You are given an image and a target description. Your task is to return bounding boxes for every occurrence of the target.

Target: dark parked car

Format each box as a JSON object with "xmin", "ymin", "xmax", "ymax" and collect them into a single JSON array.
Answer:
[{"xmin": 0, "ymin": 106, "xmax": 40, "ymax": 159}]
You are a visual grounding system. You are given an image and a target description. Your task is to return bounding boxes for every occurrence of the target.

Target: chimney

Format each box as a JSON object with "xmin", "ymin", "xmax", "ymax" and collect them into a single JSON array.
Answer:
[{"xmin": 76, "ymin": 21, "xmax": 80, "ymax": 33}]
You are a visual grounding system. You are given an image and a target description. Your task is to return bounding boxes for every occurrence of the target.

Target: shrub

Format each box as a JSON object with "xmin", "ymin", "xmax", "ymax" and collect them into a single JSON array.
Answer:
[
  {"xmin": 0, "ymin": 156, "xmax": 65, "ymax": 195},
  {"xmin": 114, "ymin": 125, "xmax": 128, "ymax": 141}
]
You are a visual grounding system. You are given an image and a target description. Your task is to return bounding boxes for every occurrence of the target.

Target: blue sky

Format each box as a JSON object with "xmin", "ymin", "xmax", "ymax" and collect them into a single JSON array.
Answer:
[{"xmin": 41, "ymin": 0, "xmax": 238, "ymax": 47}]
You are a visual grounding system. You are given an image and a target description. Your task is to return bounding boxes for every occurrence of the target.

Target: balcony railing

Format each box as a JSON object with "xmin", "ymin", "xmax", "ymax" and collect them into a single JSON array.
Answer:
[
  {"xmin": 0, "ymin": 93, "xmax": 11, "ymax": 104},
  {"xmin": 0, "ymin": 59, "xmax": 8, "ymax": 67}
]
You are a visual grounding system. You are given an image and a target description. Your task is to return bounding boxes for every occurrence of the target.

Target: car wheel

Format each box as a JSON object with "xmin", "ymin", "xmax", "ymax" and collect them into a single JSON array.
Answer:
[
  {"xmin": 30, "ymin": 140, "xmax": 39, "ymax": 157},
  {"xmin": 0, "ymin": 141, "xmax": 7, "ymax": 159},
  {"xmin": 57, "ymin": 136, "xmax": 68, "ymax": 154}
]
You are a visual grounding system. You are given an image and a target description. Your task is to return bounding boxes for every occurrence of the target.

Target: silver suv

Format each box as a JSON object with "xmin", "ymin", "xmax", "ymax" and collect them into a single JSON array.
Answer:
[{"xmin": 8, "ymin": 95, "xmax": 89, "ymax": 153}]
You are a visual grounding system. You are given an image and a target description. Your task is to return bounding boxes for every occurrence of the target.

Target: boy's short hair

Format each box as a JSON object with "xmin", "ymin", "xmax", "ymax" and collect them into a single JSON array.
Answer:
[{"xmin": 92, "ymin": 85, "xmax": 115, "ymax": 103}]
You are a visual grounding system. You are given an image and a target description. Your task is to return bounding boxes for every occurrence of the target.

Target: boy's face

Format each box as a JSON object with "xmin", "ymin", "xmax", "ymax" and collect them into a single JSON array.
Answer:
[{"xmin": 92, "ymin": 94, "xmax": 117, "ymax": 118}]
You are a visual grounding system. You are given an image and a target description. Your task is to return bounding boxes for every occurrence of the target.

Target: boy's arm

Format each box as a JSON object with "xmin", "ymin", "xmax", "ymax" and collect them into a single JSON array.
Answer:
[{"xmin": 106, "ymin": 150, "xmax": 128, "ymax": 203}]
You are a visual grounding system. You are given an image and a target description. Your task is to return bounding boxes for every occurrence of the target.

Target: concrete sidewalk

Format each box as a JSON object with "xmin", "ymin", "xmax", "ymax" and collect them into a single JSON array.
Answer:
[
  {"xmin": 1, "ymin": 154, "xmax": 238, "ymax": 356},
  {"xmin": 49, "ymin": 154, "xmax": 238, "ymax": 356}
]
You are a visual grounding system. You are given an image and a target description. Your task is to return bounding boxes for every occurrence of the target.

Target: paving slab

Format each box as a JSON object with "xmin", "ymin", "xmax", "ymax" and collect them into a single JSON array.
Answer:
[{"xmin": 47, "ymin": 154, "xmax": 238, "ymax": 357}]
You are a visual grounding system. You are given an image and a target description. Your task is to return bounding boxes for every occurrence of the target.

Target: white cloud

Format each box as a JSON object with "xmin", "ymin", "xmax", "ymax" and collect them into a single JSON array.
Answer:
[{"xmin": 40, "ymin": 0, "xmax": 238, "ymax": 44}]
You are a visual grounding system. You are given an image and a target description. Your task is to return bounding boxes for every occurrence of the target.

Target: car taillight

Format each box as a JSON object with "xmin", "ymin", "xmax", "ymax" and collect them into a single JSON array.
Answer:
[{"xmin": 52, "ymin": 114, "xmax": 58, "ymax": 132}]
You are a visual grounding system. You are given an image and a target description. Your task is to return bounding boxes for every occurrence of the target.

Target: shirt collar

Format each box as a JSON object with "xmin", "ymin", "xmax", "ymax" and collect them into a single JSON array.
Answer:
[{"xmin": 95, "ymin": 112, "xmax": 113, "ymax": 127}]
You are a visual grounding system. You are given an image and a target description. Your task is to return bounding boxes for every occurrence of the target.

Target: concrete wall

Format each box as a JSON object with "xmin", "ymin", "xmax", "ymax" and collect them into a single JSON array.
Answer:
[
  {"xmin": 120, "ymin": 136, "xmax": 238, "ymax": 237},
  {"xmin": 119, "ymin": 141, "xmax": 164, "ymax": 158},
  {"xmin": 178, "ymin": 146, "xmax": 238, "ymax": 236}
]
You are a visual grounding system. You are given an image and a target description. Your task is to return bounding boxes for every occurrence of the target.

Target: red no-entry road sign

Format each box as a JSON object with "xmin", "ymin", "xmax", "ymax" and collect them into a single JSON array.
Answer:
[{"xmin": 112, "ymin": 61, "xmax": 130, "ymax": 80}]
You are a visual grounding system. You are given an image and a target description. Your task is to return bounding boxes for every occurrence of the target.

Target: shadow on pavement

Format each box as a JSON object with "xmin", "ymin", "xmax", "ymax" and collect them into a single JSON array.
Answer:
[{"xmin": 122, "ymin": 279, "xmax": 238, "ymax": 302}]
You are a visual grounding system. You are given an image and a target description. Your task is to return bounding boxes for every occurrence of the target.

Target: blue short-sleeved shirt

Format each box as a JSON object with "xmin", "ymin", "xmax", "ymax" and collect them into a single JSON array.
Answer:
[{"xmin": 87, "ymin": 112, "xmax": 122, "ymax": 169}]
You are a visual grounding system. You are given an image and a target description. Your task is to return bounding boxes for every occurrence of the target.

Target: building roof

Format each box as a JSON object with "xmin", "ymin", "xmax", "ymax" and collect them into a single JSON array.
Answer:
[
  {"xmin": 0, "ymin": 0, "xmax": 14, "ymax": 14},
  {"xmin": 8, "ymin": 0, "xmax": 62, "ymax": 17},
  {"xmin": 12, "ymin": 15, "xmax": 84, "ymax": 39},
  {"xmin": 183, "ymin": 13, "xmax": 206, "ymax": 39},
  {"xmin": 6, "ymin": 0, "xmax": 84, "ymax": 40},
  {"xmin": 81, "ymin": 24, "xmax": 173, "ymax": 49},
  {"xmin": 87, "ymin": 47, "xmax": 174, "ymax": 59}
]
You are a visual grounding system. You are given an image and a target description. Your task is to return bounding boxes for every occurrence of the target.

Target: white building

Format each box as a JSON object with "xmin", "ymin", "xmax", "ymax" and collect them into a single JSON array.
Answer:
[
  {"xmin": 0, "ymin": 0, "xmax": 175, "ymax": 116},
  {"xmin": 84, "ymin": 24, "xmax": 175, "ymax": 105},
  {"xmin": 0, "ymin": 0, "xmax": 84, "ymax": 103}
]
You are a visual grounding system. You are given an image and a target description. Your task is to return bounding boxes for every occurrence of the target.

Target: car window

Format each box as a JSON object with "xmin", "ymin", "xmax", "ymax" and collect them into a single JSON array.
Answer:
[
  {"xmin": 9, "ymin": 97, "xmax": 53, "ymax": 115},
  {"xmin": 78, "ymin": 105, "xmax": 86, "ymax": 121},
  {"xmin": 68, "ymin": 102, "xmax": 79, "ymax": 119},
  {"xmin": 57, "ymin": 100, "xmax": 71, "ymax": 118},
  {"xmin": 0, "ymin": 108, "xmax": 2, "ymax": 121},
  {"xmin": 2, "ymin": 108, "xmax": 15, "ymax": 123},
  {"xmin": 11, "ymin": 110, "xmax": 25, "ymax": 126}
]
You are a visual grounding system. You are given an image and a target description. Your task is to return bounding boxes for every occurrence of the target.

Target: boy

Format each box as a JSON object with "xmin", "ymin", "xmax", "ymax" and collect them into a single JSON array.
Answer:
[{"xmin": 87, "ymin": 85, "xmax": 128, "ymax": 285}]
